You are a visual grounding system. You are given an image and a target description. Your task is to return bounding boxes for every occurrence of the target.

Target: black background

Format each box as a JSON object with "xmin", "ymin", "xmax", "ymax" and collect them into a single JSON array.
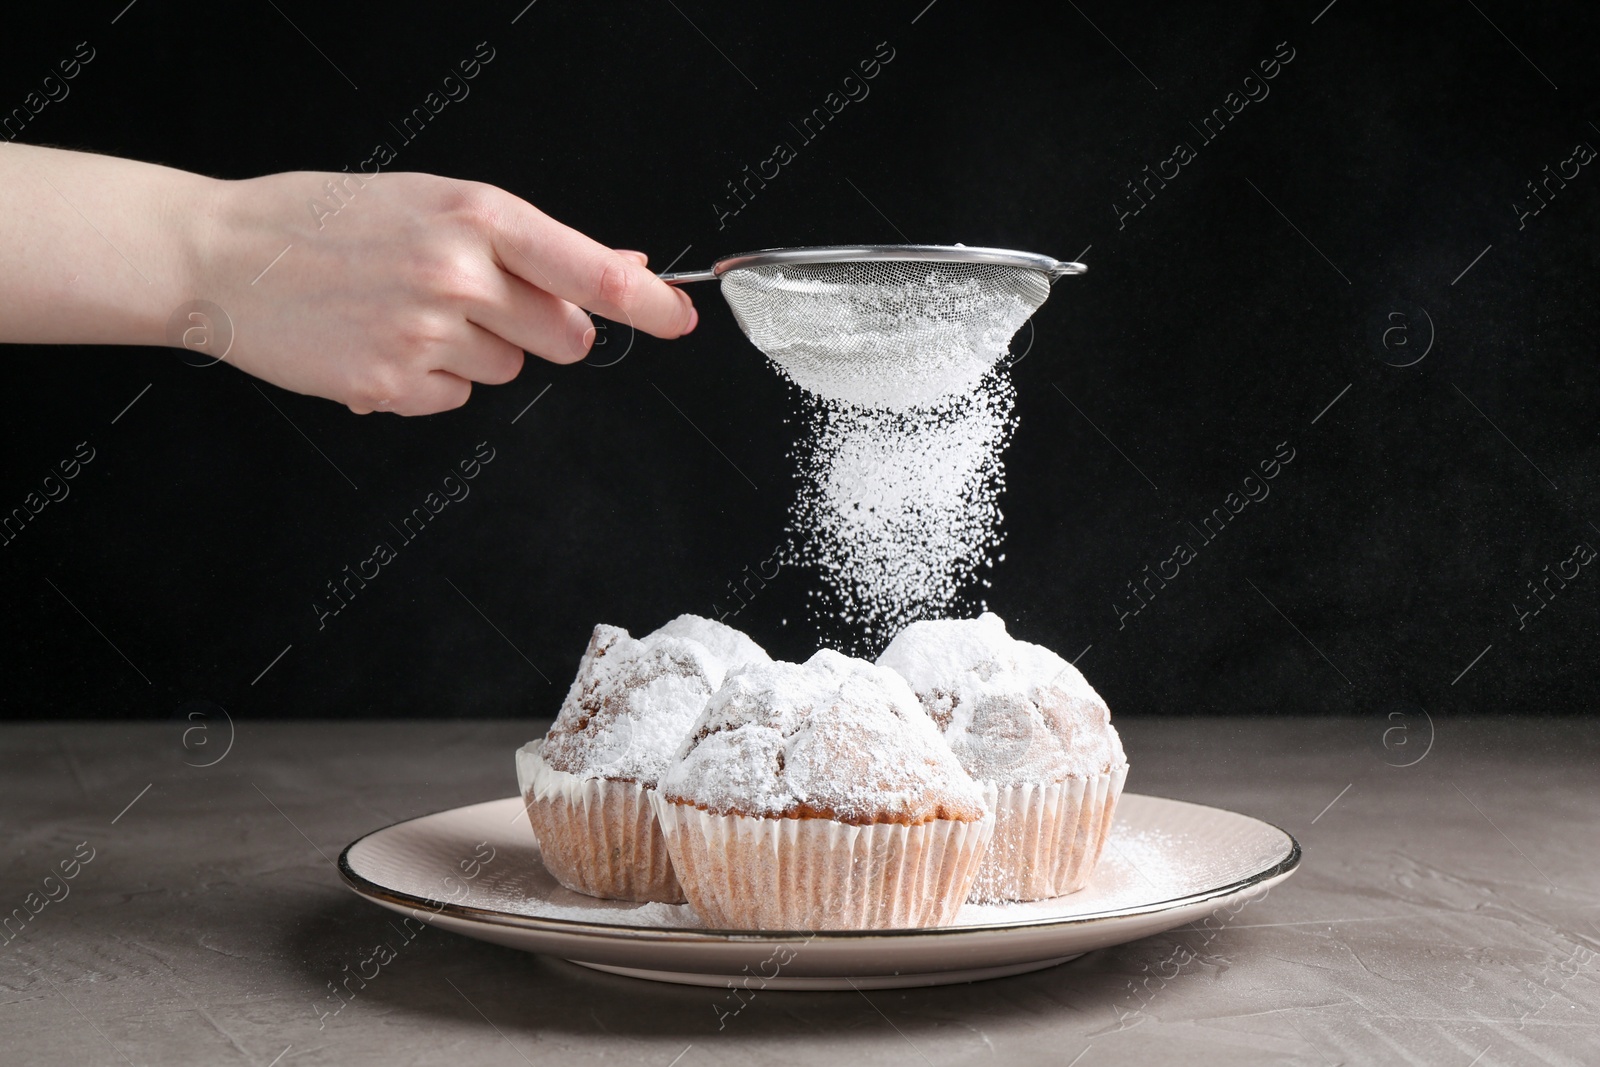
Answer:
[{"xmin": 2, "ymin": 0, "xmax": 1595, "ymax": 721}]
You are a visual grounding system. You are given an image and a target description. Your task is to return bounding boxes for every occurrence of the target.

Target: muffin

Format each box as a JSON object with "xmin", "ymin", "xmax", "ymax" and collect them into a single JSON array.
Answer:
[
  {"xmin": 517, "ymin": 614, "xmax": 769, "ymax": 902},
  {"xmin": 652, "ymin": 649, "xmax": 993, "ymax": 930},
  {"xmin": 877, "ymin": 612, "xmax": 1127, "ymax": 902}
]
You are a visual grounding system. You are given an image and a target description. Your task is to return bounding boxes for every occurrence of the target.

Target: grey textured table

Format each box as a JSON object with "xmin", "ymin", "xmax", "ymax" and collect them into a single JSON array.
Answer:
[{"xmin": 2, "ymin": 718, "xmax": 1596, "ymax": 1066}]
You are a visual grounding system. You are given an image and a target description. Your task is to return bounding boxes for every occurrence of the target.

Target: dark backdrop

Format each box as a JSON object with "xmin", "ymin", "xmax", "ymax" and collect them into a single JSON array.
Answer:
[{"xmin": 3, "ymin": 1, "xmax": 1595, "ymax": 721}]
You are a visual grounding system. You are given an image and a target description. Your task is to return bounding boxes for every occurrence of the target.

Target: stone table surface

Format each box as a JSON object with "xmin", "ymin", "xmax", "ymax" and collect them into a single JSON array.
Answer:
[{"xmin": 1, "ymin": 717, "xmax": 1596, "ymax": 1066}]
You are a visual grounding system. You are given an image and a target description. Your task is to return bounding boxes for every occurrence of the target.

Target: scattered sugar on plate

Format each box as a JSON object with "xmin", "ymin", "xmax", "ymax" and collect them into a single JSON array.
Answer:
[{"xmin": 522, "ymin": 898, "xmax": 704, "ymax": 927}]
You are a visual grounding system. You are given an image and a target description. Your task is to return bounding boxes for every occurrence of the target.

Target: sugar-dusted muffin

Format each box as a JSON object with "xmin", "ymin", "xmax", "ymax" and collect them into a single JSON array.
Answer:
[
  {"xmin": 652, "ymin": 649, "xmax": 993, "ymax": 930},
  {"xmin": 877, "ymin": 612, "xmax": 1127, "ymax": 902},
  {"xmin": 516, "ymin": 614, "xmax": 769, "ymax": 902}
]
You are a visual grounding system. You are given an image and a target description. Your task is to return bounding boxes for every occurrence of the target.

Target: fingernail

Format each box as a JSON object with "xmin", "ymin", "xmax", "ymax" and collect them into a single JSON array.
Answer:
[
  {"xmin": 580, "ymin": 324, "xmax": 597, "ymax": 353},
  {"xmin": 684, "ymin": 306, "xmax": 699, "ymax": 335},
  {"xmin": 616, "ymin": 249, "xmax": 649, "ymax": 266}
]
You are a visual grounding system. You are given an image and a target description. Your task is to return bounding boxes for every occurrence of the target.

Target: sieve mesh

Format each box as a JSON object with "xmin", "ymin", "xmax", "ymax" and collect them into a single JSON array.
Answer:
[{"xmin": 719, "ymin": 260, "xmax": 1052, "ymax": 412}]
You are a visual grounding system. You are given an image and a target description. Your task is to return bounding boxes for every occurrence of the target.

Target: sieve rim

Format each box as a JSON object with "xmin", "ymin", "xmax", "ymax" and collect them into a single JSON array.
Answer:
[{"xmin": 658, "ymin": 244, "xmax": 1086, "ymax": 284}]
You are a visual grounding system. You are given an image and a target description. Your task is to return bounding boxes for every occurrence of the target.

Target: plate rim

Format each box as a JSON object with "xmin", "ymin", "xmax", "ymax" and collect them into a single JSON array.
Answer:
[{"xmin": 338, "ymin": 792, "xmax": 1301, "ymax": 944}]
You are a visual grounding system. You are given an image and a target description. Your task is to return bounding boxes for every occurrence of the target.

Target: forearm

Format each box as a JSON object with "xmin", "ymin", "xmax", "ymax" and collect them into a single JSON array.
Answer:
[{"xmin": 0, "ymin": 143, "xmax": 216, "ymax": 346}]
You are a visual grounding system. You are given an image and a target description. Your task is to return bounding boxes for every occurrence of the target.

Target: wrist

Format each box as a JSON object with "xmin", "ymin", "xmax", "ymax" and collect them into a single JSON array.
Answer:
[
  {"xmin": 166, "ymin": 174, "xmax": 234, "ymax": 342},
  {"xmin": 0, "ymin": 146, "xmax": 235, "ymax": 348}
]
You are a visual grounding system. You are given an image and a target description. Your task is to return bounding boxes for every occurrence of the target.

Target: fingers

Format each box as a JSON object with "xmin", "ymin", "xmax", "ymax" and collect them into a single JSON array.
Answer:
[
  {"xmin": 345, "ymin": 371, "xmax": 473, "ymax": 416},
  {"xmin": 334, "ymin": 183, "xmax": 686, "ymax": 418},
  {"xmin": 348, "ymin": 325, "xmax": 499, "ymax": 416},
  {"xmin": 477, "ymin": 186, "xmax": 697, "ymax": 339},
  {"xmin": 350, "ymin": 278, "xmax": 570, "ymax": 417},
  {"xmin": 411, "ymin": 370, "xmax": 473, "ymax": 415},
  {"xmin": 467, "ymin": 270, "xmax": 596, "ymax": 366},
  {"xmin": 439, "ymin": 321, "xmax": 527, "ymax": 385}
]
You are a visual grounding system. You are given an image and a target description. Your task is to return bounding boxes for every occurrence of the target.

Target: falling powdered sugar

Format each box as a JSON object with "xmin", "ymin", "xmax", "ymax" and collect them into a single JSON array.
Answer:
[
  {"xmin": 785, "ymin": 375, "xmax": 1018, "ymax": 653},
  {"xmin": 718, "ymin": 256, "xmax": 1053, "ymax": 653}
]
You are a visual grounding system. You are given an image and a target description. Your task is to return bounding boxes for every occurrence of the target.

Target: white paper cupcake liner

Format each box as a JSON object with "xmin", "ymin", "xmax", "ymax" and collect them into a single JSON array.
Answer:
[
  {"xmin": 650, "ymin": 793, "xmax": 994, "ymax": 930},
  {"xmin": 515, "ymin": 740, "xmax": 684, "ymax": 904},
  {"xmin": 968, "ymin": 763, "xmax": 1128, "ymax": 903}
]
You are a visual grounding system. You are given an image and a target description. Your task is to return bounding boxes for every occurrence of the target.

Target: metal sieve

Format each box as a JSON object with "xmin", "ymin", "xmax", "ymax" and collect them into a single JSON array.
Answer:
[{"xmin": 659, "ymin": 244, "xmax": 1086, "ymax": 410}]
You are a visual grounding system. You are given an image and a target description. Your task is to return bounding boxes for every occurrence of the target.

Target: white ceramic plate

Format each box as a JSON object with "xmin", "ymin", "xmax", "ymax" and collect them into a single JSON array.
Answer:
[{"xmin": 339, "ymin": 793, "xmax": 1299, "ymax": 990}]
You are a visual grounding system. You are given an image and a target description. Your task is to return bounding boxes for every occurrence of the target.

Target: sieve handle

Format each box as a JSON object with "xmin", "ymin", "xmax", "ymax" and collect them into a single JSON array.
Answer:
[
  {"xmin": 657, "ymin": 268, "xmax": 718, "ymax": 285},
  {"xmin": 659, "ymin": 255, "xmax": 1087, "ymax": 283}
]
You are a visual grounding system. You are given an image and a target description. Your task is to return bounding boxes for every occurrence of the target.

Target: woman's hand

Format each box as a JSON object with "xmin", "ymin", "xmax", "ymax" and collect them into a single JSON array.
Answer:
[
  {"xmin": 197, "ymin": 170, "xmax": 697, "ymax": 414},
  {"xmin": 0, "ymin": 145, "xmax": 697, "ymax": 414}
]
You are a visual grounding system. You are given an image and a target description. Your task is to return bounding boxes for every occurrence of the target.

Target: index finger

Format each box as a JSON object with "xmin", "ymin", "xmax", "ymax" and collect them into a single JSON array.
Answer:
[{"xmin": 476, "ymin": 185, "xmax": 697, "ymax": 339}]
